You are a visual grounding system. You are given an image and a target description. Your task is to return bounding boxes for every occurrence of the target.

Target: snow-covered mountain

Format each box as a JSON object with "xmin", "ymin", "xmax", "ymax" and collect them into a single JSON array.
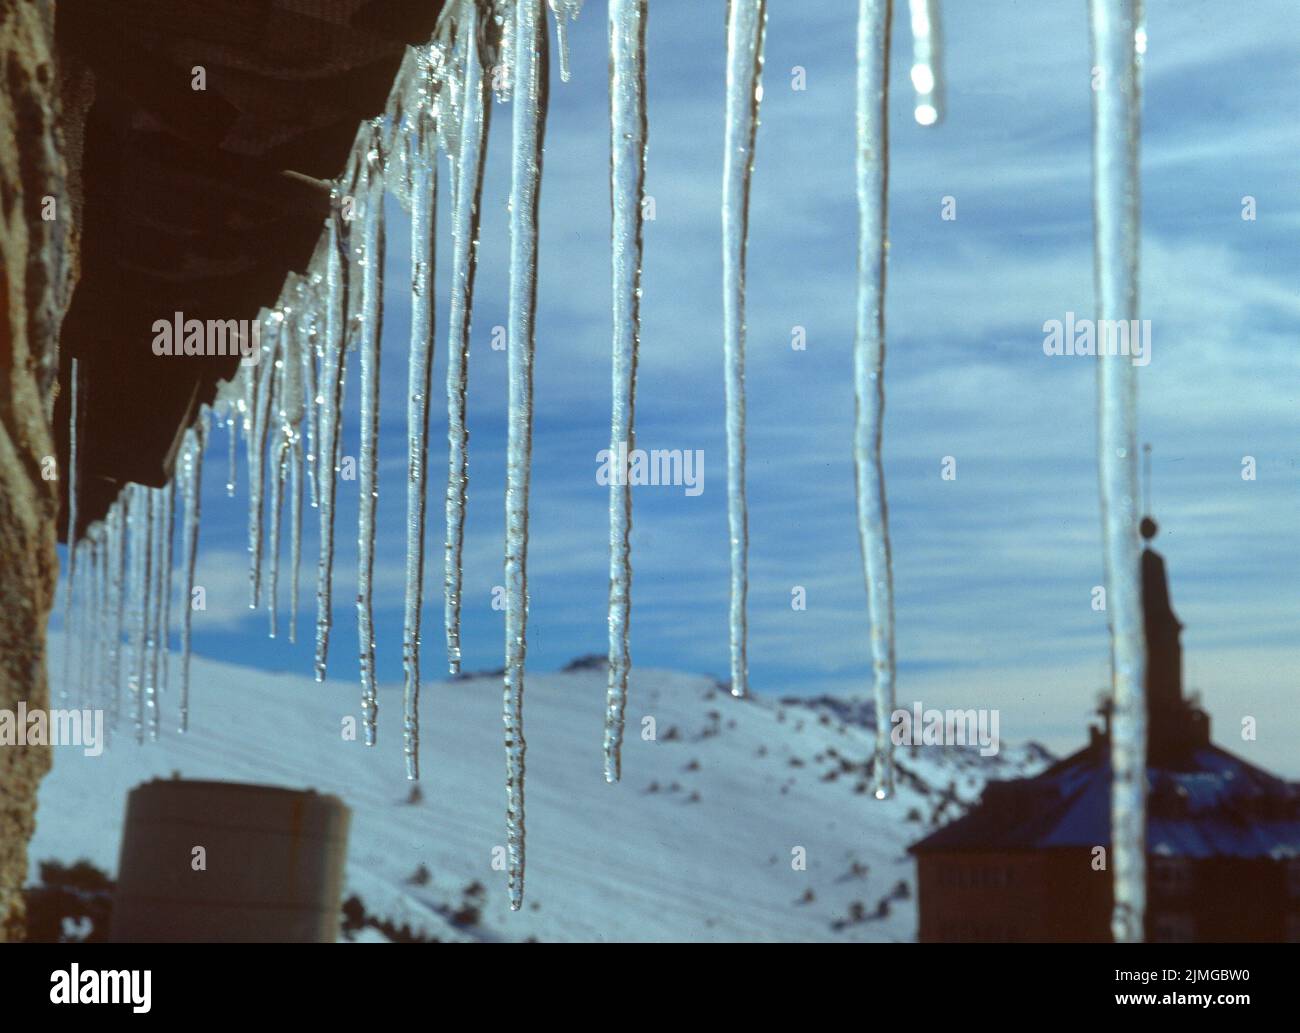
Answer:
[{"xmin": 31, "ymin": 649, "xmax": 1049, "ymax": 941}]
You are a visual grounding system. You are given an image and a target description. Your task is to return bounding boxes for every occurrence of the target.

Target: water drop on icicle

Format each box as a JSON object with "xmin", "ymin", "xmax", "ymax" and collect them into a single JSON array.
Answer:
[
  {"xmin": 445, "ymin": 7, "xmax": 492, "ymax": 677},
  {"xmin": 548, "ymin": 0, "xmax": 585, "ymax": 83},
  {"xmin": 907, "ymin": 0, "xmax": 943, "ymax": 126},
  {"xmin": 603, "ymin": 0, "xmax": 648, "ymax": 784},
  {"xmin": 720, "ymin": 0, "xmax": 767, "ymax": 700},
  {"xmin": 179, "ymin": 422, "xmax": 205, "ymax": 733},
  {"xmin": 854, "ymin": 0, "xmax": 898, "ymax": 800},
  {"xmin": 357, "ymin": 124, "xmax": 387, "ymax": 746},
  {"xmin": 1090, "ymin": 0, "xmax": 1147, "ymax": 945},
  {"xmin": 402, "ymin": 102, "xmax": 438, "ymax": 782},
  {"xmin": 502, "ymin": 0, "xmax": 549, "ymax": 912}
]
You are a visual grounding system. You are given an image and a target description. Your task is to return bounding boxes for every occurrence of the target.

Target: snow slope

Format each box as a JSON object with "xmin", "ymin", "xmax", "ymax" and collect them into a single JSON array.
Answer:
[{"xmin": 32, "ymin": 645, "xmax": 1047, "ymax": 942}]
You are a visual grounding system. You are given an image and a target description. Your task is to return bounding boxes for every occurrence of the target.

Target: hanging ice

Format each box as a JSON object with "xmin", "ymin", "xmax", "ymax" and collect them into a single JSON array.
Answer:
[
  {"xmin": 127, "ymin": 484, "xmax": 152, "ymax": 744},
  {"xmin": 107, "ymin": 496, "xmax": 128, "ymax": 730},
  {"xmin": 178, "ymin": 422, "xmax": 205, "ymax": 733},
  {"xmin": 720, "ymin": 0, "xmax": 766, "ymax": 700},
  {"xmin": 854, "ymin": 0, "xmax": 898, "ymax": 801},
  {"xmin": 247, "ymin": 310, "xmax": 281, "ymax": 609},
  {"xmin": 402, "ymin": 78, "xmax": 439, "ymax": 781},
  {"xmin": 502, "ymin": 0, "xmax": 548, "ymax": 912},
  {"xmin": 60, "ymin": 356, "xmax": 83, "ymax": 705},
  {"xmin": 1089, "ymin": 0, "xmax": 1148, "ymax": 945},
  {"xmin": 445, "ymin": 3, "xmax": 492, "ymax": 677},
  {"xmin": 145, "ymin": 483, "xmax": 169, "ymax": 739},
  {"xmin": 548, "ymin": 0, "xmax": 585, "ymax": 83},
  {"xmin": 603, "ymin": 0, "xmax": 648, "ymax": 784},
  {"xmin": 357, "ymin": 123, "xmax": 387, "ymax": 747},
  {"xmin": 314, "ymin": 203, "xmax": 351, "ymax": 682},
  {"xmin": 907, "ymin": 0, "xmax": 943, "ymax": 126}
]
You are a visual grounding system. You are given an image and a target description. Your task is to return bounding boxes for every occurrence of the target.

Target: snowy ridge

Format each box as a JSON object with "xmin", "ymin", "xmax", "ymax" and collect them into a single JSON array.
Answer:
[{"xmin": 36, "ymin": 643, "xmax": 1047, "ymax": 942}]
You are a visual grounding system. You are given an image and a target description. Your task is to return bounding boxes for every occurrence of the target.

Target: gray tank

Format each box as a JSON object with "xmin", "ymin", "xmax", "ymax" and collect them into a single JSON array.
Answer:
[{"xmin": 110, "ymin": 779, "xmax": 350, "ymax": 942}]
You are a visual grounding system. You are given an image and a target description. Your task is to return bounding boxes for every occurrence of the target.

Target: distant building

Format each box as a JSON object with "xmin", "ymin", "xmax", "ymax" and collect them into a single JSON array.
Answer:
[{"xmin": 910, "ymin": 518, "xmax": 1300, "ymax": 942}]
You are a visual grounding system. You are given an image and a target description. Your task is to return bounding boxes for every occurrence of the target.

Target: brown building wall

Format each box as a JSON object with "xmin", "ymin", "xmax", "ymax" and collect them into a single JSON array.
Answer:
[{"xmin": 917, "ymin": 850, "xmax": 1299, "ymax": 943}]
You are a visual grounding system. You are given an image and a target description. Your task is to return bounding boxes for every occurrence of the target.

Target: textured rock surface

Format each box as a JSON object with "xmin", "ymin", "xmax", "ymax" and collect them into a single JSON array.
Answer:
[{"xmin": 0, "ymin": 0, "xmax": 68, "ymax": 941}]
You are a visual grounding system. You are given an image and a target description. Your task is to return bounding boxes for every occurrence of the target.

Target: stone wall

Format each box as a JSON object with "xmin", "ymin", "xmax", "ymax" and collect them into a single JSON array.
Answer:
[{"xmin": 0, "ymin": 0, "xmax": 69, "ymax": 941}]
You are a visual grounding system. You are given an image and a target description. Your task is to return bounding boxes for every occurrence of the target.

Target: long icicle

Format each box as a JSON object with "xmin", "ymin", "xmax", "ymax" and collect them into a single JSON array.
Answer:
[
  {"xmin": 603, "ymin": 0, "xmax": 648, "ymax": 784},
  {"xmin": 60, "ymin": 355, "xmax": 84, "ymax": 704},
  {"xmin": 146, "ymin": 484, "xmax": 168, "ymax": 739},
  {"xmin": 247, "ymin": 312, "xmax": 281, "ymax": 609},
  {"xmin": 315, "ymin": 203, "xmax": 351, "ymax": 681},
  {"xmin": 129, "ymin": 484, "xmax": 152, "ymax": 745},
  {"xmin": 179, "ymin": 422, "xmax": 205, "ymax": 733},
  {"xmin": 906, "ymin": 0, "xmax": 943, "ymax": 126},
  {"xmin": 445, "ymin": 5, "xmax": 492, "ymax": 676},
  {"xmin": 1090, "ymin": 0, "xmax": 1147, "ymax": 945},
  {"xmin": 108, "ymin": 493, "xmax": 128, "ymax": 730},
  {"xmin": 854, "ymin": 0, "xmax": 897, "ymax": 800},
  {"xmin": 503, "ymin": 0, "xmax": 548, "ymax": 912},
  {"xmin": 268, "ymin": 347, "xmax": 287, "ymax": 640},
  {"xmin": 357, "ymin": 123, "xmax": 387, "ymax": 746},
  {"xmin": 159, "ymin": 477, "xmax": 175, "ymax": 708},
  {"xmin": 547, "ymin": 0, "xmax": 585, "ymax": 83},
  {"xmin": 720, "ymin": 0, "xmax": 766, "ymax": 700},
  {"xmin": 403, "ymin": 100, "xmax": 438, "ymax": 781}
]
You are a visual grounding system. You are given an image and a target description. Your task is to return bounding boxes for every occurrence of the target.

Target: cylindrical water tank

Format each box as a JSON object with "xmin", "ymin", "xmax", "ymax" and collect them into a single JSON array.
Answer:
[{"xmin": 110, "ymin": 779, "xmax": 350, "ymax": 943}]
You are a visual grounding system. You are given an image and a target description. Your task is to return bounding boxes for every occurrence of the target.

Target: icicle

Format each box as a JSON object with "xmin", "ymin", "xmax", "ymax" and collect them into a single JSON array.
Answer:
[
  {"xmin": 75, "ymin": 538, "xmax": 94, "ymax": 707},
  {"xmin": 603, "ymin": 0, "xmax": 647, "ymax": 784},
  {"xmin": 854, "ymin": 0, "xmax": 898, "ymax": 800},
  {"xmin": 178, "ymin": 422, "xmax": 205, "ymax": 733},
  {"xmin": 302, "ymin": 300, "xmax": 321, "ymax": 511},
  {"xmin": 226, "ymin": 406, "xmax": 238, "ymax": 496},
  {"xmin": 492, "ymin": 1, "xmax": 519, "ymax": 102},
  {"xmin": 720, "ymin": 0, "xmax": 766, "ymax": 700},
  {"xmin": 548, "ymin": 0, "xmax": 585, "ymax": 83},
  {"xmin": 128, "ymin": 484, "xmax": 152, "ymax": 745},
  {"xmin": 445, "ymin": 7, "xmax": 492, "ymax": 677},
  {"xmin": 314, "ymin": 202, "xmax": 351, "ymax": 682},
  {"xmin": 357, "ymin": 123, "xmax": 387, "ymax": 745},
  {"xmin": 96, "ymin": 523, "xmax": 113, "ymax": 717},
  {"xmin": 159, "ymin": 478, "xmax": 175, "ymax": 707},
  {"xmin": 402, "ymin": 109, "xmax": 438, "ymax": 781},
  {"xmin": 60, "ymin": 355, "xmax": 84, "ymax": 705},
  {"xmin": 501, "ymin": 0, "xmax": 548, "ymax": 912},
  {"xmin": 267, "ymin": 349, "xmax": 287, "ymax": 640},
  {"xmin": 108, "ymin": 495, "xmax": 128, "ymax": 730},
  {"xmin": 288, "ymin": 295, "xmax": 306, "ymax": 644},
  {"xmin": 248, "ymin": 311, "xmax": 282, "ymax": 608},
  {"xmin": 1090, "ymin": 0, "xmax": 1147, "ymax": 945},
  {"xmin": 906, "ymin": 0, "xmax": 943, "ymax": 126},
  {"xmin": 146, "ymin": 485, "xmax": 168, "ymax": 740}
]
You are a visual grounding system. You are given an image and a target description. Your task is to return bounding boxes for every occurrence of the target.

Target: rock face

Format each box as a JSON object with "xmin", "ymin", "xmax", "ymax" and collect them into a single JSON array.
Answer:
[{"xmin": 0, "ymin": 0, "xmax": 69, "ymax": 941}]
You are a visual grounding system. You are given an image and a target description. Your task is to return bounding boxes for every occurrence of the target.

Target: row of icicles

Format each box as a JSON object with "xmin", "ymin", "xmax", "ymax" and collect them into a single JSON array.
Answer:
[{"xmin": 60, "ymin": 0, "xmax": 1146, "ymax": 931}]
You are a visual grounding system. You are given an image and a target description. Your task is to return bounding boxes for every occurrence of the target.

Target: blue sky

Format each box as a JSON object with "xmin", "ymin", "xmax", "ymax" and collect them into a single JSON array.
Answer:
[{"xmin": 76, "ymin": 2, "xmax": 1300, "ymax": 774}]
